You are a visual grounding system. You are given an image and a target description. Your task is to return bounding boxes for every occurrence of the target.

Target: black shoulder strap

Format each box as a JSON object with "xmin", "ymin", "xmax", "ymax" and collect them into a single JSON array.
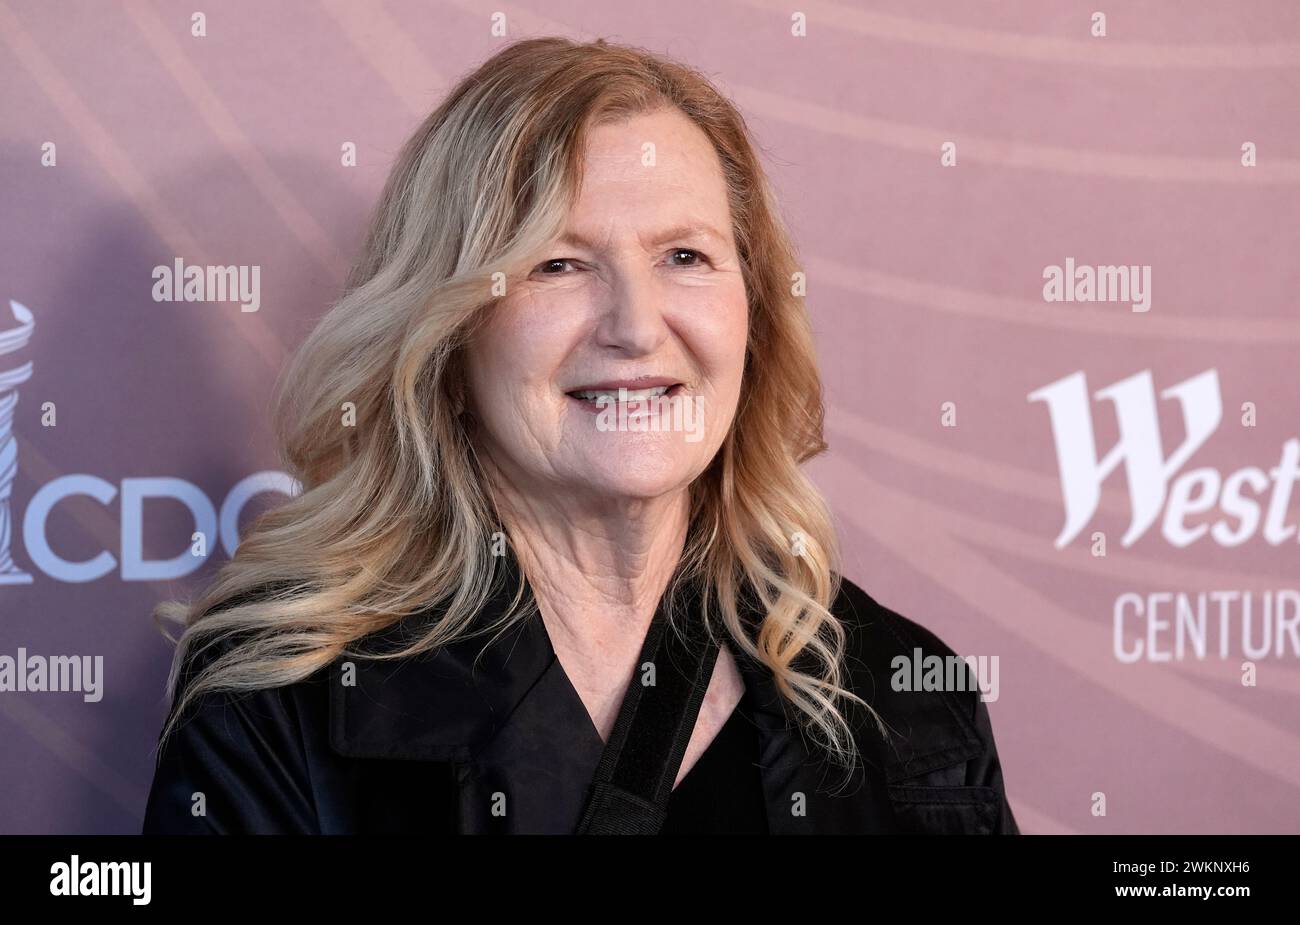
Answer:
[{"xmin": 575, "ymin": 577, "xmax": 721, "ymax": 835}]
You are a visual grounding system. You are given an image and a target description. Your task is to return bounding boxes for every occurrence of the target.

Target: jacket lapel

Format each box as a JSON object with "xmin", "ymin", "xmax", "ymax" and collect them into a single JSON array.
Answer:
[
  {"xmin": 327, "ymin": 548, "xmax": 900, "ymax": 834},
  {"xmin": 326, "ymin": 548, "xmax": 552, "ymax": 765},
  {"xmin": 731, "ymin": 634, "xmax": 900, "ymax": 834}
]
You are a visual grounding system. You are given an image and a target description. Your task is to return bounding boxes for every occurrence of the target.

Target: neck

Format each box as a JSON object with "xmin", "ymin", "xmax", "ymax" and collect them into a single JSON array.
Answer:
[{"xmin": 485, "ymin": 467, "xmax": 691, "ymax": 657}]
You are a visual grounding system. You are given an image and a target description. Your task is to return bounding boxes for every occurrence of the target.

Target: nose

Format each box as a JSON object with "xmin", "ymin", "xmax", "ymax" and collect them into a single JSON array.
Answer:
[{"xmin": 593, "ymin": 263, "xmax": 670, "ymax": 356}]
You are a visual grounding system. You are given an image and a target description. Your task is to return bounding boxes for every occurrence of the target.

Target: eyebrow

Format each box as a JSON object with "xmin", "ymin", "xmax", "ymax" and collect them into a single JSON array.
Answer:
[{"xmin": 556, "ymin": 223, "xmax": 730, "ymax": 251}]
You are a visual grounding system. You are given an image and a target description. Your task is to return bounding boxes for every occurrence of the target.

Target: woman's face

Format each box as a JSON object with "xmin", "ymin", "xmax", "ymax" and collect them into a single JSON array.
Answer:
[{"xmin": 464, "ymin": 106, "xmax": 749, "ymax": 505}]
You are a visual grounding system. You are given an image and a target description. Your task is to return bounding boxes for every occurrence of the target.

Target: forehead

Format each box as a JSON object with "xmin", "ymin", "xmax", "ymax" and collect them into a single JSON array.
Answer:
[{"xmin": 566, "ymin": 108, "xmax": 733, "ymax": 240}]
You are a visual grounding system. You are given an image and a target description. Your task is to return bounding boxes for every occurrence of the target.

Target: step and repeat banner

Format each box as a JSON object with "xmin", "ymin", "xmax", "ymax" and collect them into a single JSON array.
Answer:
[{"xmin": 1, "ymin": 0, "xmax": 1297, "ymax": 834}]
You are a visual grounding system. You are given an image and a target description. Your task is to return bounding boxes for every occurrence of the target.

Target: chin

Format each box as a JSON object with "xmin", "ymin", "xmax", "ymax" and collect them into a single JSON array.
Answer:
[{"xmin": 570, "ymin": 454, "xmax": 698, "ymax": 501}]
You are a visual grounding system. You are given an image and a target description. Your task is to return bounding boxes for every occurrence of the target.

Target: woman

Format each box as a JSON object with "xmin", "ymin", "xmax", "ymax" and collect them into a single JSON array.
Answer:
[{"xmin": 142, "ymin": 36, "xmax": 1018, "ymax": 835}]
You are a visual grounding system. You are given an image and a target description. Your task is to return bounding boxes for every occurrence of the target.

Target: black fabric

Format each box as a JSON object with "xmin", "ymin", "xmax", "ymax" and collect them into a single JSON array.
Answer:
[
  {"xmin": 142, "ymin": 547, "xmax": 1018, "ymax": 835},
  {"xmin": 662, "ymin": 686, "xmax": 769, "ymax": 834},
  {"xmin": 576, "ymin": 574, "xmax": 720, "ymax": 834}
]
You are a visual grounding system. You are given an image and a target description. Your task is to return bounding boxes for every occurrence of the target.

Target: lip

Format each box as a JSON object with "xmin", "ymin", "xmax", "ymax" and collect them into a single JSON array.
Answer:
[
  {"xmin": 564, "ymin": 378, "xmax": 688, "ymax": 415},
  {"xmin": 565, "ymin": 376, "xmax": 682, "ymax": 392}
]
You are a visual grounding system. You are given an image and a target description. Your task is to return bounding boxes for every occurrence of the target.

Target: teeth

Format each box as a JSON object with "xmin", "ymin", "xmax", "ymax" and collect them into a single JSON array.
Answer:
[{"xmin": 572, "ymin": 386, "xmax": 671, "ymax": 402}]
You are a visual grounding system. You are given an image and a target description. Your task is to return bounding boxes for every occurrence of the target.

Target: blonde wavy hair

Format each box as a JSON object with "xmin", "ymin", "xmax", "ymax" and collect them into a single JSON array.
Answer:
[{"xmin": 154, "ymin": 35, "xmax": 883, "ymax": 777}]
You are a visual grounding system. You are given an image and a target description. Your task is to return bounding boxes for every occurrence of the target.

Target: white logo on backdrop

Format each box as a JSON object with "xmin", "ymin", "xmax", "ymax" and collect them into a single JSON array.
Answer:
[
  {"xmin": 0, "ymin": 299, "xmax": 299, "ymax": 585},
  {"xmin": 0, "ymin": 300, "xmax": 34, "ymax": 585},
  {"xmin": 1030, "ymin": 368, "xmax": 1298, "ymax": 549}
]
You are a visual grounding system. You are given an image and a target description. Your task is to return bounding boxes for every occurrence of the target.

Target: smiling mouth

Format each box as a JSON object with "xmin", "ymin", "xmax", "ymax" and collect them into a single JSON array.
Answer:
[{"xmin": 565, "ymin": 382, "xmax": 687, "ymax": 409}]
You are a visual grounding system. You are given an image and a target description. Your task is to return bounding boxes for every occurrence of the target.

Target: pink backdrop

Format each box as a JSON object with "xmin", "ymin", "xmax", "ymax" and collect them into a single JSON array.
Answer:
[{"xmin": 1, "ymin": 0, "xmax": 1297, "ymax": 833}]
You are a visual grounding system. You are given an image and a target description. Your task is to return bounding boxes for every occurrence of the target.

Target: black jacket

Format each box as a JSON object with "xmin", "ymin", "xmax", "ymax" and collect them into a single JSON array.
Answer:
[{"xmin": 142, "ymin": 555, "xmax": 1018, "ymax": 835}]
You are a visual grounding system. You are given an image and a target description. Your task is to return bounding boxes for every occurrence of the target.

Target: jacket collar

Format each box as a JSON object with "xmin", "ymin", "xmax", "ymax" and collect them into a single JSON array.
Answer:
[
  {"xmin": 326, "ymin": 546, "xmax": 903, "ymax": 832},
  {"xmin": 327, "ymin": 546, "xmax": 774, "ymax": 761},
  {"xmin": 327, "ymin": 546, "xmax": 552, "ymax": 763}
]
